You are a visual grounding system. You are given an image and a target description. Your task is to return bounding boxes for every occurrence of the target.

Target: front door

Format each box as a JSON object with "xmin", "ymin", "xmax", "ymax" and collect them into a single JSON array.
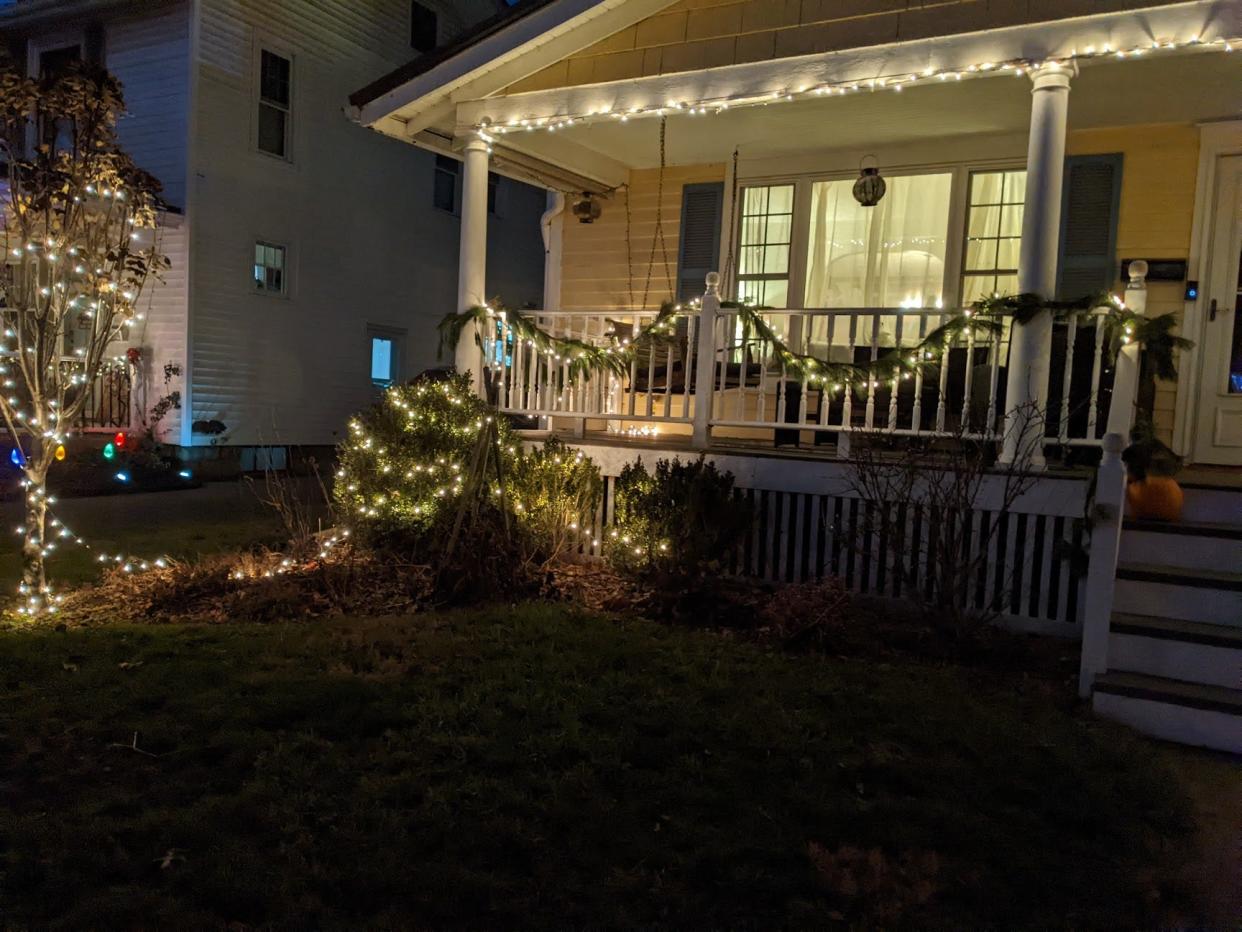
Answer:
[{"xmin": 1193, "ymin": 155, "xmax": 1242, "ymax": 465}]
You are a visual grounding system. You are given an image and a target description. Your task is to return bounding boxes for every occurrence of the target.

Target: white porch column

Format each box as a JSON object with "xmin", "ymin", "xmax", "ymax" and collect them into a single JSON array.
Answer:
[
  {"xmin": 455, "ymin": 135, "xmax": 490, "ymax": 394},
  {"xmin": 1000, "ymin": 63, "xmax": 1073, "ymax": 467}
]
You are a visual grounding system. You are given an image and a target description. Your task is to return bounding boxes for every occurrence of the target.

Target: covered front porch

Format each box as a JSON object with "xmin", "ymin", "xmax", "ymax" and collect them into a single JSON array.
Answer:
[{"xmin": 354, "ymin": 0, "xmax": 1238, "ymax": 467}]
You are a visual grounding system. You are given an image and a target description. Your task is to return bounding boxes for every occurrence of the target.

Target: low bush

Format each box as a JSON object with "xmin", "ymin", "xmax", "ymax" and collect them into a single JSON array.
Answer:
[
  {"xmin": 334, "ymin": 375, "xmax": 602, "ymax": 599},
  {"xmin": 606, "ymin": 456, "xmax": 751, "ymax": 578},
  {"xmin": 506, "ymin": 437, "xmax": 602, "ymax": 566},
  {"xmin": 759, "ymin": 578, "xmax": 851, "ymax": 647},
  {"xmin": 333, "ymin": 373, "xmax": 520, "ymax": 554}
]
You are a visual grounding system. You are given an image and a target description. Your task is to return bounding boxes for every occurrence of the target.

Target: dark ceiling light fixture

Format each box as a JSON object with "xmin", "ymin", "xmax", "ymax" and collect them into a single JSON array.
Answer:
[
  {"xmin": 852, "ymin": 154, "xmax": 887, "ymax": 207},
  {"xmin": 571, "ymin": 191, "xmax": 602, "ymax": 223}
]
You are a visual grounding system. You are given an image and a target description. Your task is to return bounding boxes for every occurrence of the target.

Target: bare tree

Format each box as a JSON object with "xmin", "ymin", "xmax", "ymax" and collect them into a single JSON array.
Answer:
[
  {"xmin": 0, "ymin": 60, "xmax": 168, "ymax": 607},
  {"xmin": 843, "ymin": 401, "xmax": 1045, "ymax": 636}
]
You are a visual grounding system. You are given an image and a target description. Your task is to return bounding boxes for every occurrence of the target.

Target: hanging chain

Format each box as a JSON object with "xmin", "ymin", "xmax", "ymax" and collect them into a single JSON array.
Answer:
[
  {"xmin": 722, "ymin": 146, "xmax": 739, "ymax": 295},
  {"xmin": 623, "ymin": 182, "xmax": 635, "ymax": 310},
  {"xmin": 639, "ymin": 117, "xmax": 673, "ymax": 310}
]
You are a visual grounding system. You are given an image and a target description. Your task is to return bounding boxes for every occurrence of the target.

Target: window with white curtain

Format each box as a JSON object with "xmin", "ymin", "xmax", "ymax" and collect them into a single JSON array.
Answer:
[
  {"xmin": 803, "ymin": 172, "xmax": 953, "ymax": 309},
  {"xmin": 961, "ymin": 169, "xmax": 1026, "ymax": 304},
  {"xmin": 736, "ymin": 184, "xmax": 794, "ymax": 308}
]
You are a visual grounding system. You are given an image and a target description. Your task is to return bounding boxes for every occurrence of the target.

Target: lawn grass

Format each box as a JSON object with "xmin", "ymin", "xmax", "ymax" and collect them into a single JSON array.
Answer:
[
  {"xmin": 0, "ymin": 483, "xmax": 290, "ymax": 589},
  {"xmin": 0, "ymin": 604, "xmax": 1206, "ymax": 928}
]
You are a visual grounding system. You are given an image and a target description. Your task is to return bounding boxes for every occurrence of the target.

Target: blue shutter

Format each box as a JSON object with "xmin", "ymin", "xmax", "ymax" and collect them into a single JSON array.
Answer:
[
  {"xmin": 1056, "ymin": 154, "xmax": 1123, "ymax": 300},
  {"xmin": 677, "ymin": 182, "xmax": 724, "ymax": 302}
]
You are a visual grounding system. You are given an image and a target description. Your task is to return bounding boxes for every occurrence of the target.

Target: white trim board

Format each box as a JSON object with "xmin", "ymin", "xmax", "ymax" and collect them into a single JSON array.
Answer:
[
  {"xmin": 453, "ymin": 1, "xmax": 1239, "ymax": 134},
  {"xmin": 352, "ymin": 0, "xmax": 678, "ymax": 137}
]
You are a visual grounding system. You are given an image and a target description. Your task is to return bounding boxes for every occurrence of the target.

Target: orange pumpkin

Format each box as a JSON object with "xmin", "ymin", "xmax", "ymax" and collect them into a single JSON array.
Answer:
[{"xmin": 1125, "ymin": 476, "xmax": 1183, "ymax": 522}]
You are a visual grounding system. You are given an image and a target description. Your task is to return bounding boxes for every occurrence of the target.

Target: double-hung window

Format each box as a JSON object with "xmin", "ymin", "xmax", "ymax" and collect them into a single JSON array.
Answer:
[
  {"xmin": 433, "ymin": 154, "xmax": 458, "ymax": 212},
  {"xmin": 257, "ymin": 49, "xmax": 291, "ymax": 159},
  {"xmin": 735, "ymin": 184, "xmax": 794, "ymax": 308},
  {"xmin": 961, "ymin": 170, "xmax": 1026, "ymax": 304},
  {"xmin": 254, "ymin": 242, "xmax": 287, "ymax": 294}
]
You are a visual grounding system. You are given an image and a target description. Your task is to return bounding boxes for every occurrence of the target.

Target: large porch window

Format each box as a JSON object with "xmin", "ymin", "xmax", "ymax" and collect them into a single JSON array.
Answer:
[
  {"xmin": 733, "ymin": 167, "xmax": 1032, "ymax": 312},
  {"xmin": 803, "ymin": 172, "xmax": 952, "ymax": 309}
]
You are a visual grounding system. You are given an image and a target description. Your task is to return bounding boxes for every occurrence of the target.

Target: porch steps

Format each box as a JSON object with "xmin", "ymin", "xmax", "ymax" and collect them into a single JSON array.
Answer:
[
  {"xmin": 1092, "ymin": 487, "xmax": 1242, "ymax": 753},
  {"xmin": 1092, "ymin": 672, "xmax": 1242, "ymax": 754},
  {"xmin": 1108, "ymin": 614, "xmax": 1242, "ymax": 690},
  {"xmin": 1112, "ymin": 563, "xmax": 1242, "ymax": 627},
  {"xmin": 1119, "ymin": 518, "xmax": 1242, "ymax": 572},
  {"xmin": 1179, "ymin": 481, "xmax": 1242, "ymax": 525}
]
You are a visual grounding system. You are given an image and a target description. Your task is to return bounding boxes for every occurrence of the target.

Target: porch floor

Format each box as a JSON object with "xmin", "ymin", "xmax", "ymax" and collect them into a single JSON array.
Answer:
[{"xmin": 524, "ymin": 427, "xmax": 1096, "ymax": 478}]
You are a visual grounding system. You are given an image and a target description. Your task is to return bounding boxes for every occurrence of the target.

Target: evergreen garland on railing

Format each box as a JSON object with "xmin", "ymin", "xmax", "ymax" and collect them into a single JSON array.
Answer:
[
  {"xmin": 438, "ymin": 301, "xmax": 682, "ymax": 380},
  {"xmin": 438, "ymin": 292, "xmax": 1189, "ymax": 394}
]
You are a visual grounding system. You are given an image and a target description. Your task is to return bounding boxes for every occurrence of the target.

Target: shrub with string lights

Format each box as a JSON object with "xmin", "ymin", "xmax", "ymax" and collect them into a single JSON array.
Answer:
[
  {"xmin": 606, "ymin": 456, "xmax": 751, "ymax": 578},
  {"xmin": 334, "ymin": 373, "xmax": 519, "ymax": 548}
]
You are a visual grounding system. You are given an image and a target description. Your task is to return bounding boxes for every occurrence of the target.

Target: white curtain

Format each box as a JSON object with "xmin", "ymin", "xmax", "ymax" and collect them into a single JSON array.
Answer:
[{"xmin": 803, "ymin": 173, "xmax": 953, "ymax": 309}]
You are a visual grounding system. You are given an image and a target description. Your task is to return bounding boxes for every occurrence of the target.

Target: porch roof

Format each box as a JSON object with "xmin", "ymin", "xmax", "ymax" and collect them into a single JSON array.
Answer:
[{"xmin": 351, "ymin": 0, "xmax": 1240, "ymax": 190}]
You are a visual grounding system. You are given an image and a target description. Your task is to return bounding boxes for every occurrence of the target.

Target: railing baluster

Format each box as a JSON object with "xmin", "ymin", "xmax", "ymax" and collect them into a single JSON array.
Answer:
[
  {"xmin": 864, "ymin": 315, "xmax": 878, "ymax": 429},
  {"xmin": 1058, "ymin": 315, "xmax": 1079, "ymax": 444},
  {"xmin": 1086, "ymin": 313, "xmax": 1106, "ymax": 440},
  {"xmin": 960, "ymin": 326, "xmax": 976, "ymax": 434},
  {"xmin": 888, "ymin": 313, "xmax": 904, "ymax": 431},
  {"xmin": 986, "ymin": 322, "xmax": 1002, "ymax": 439}
]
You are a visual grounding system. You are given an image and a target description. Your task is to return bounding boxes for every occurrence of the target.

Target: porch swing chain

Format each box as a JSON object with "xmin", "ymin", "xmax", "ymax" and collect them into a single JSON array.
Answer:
[
  {"xmin": 722, "ymin": 146, "xmax": 739, "ymax": 296},
  {"xmin": 638, "ymin": 117, "xmax": 674, "ymax": 311}
]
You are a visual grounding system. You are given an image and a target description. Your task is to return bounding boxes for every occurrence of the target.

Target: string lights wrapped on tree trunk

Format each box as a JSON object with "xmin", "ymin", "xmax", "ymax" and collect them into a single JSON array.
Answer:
[{"xmin": 0, "ymin": 60, "xmax": 169, "ymax": 613}]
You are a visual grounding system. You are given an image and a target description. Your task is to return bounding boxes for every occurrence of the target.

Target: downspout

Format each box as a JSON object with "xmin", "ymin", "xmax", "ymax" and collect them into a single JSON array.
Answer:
[{"xmin": 541, "ymin": 191, "xmax": 565, "ymax": 312}]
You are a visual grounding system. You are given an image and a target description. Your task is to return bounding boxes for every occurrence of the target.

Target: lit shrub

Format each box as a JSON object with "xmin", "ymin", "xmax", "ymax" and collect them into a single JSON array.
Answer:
[
  {"xmin": 334, "ymin": 373, "xmax": 519, "ymax": 550},
  {"xmin": 507, "ymin": 438, "xmax": 603, "ymax": 566},
  {"xmin": 606, "ymin": 456, "xmax": 751, "ymax": 577}
]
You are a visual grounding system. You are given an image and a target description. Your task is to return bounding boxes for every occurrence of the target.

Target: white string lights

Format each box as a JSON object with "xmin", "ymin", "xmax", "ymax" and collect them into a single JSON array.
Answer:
[{"xmin": 475, "ymin": 34, "xmax": 1236, "ymax": 137}]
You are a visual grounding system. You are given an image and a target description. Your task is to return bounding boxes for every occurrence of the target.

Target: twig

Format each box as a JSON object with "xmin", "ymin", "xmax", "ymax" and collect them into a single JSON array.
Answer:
[{"xmin": 107, "ymin": 731, "xmax": 160, "ymax": 757}]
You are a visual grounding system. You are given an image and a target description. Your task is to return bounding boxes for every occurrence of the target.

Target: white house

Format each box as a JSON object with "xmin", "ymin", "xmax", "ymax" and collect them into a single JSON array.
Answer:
[
  {"xmin": 0, "ymin": 0, "xmax": 549, "ymax": 455},
  {"xmin": 350, "ymin": 0, "xmax": 1242, "ymax": 751}
]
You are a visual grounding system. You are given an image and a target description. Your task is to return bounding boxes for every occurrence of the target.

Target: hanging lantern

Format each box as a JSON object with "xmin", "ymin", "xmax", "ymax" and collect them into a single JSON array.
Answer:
[
  {"xmin": 852, "ymin": 155, "xmax": 887, "ymax": 207},
  {"xmin": 102, "ymin": 442, "xmax": 115, "ymax": 461},
  {"xmin": 571, "ymin": 192, "xmax": 602, "ymax": 224},
  {"xmin": 54, "ymin": 444, "xmax": 66, "ymax": 462}
]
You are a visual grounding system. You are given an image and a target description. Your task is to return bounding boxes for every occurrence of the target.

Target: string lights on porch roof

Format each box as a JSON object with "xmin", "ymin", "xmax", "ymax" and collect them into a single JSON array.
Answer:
[{"xmin": 474, "ymin": 34, "xmax": 1237, "ymax": 138}]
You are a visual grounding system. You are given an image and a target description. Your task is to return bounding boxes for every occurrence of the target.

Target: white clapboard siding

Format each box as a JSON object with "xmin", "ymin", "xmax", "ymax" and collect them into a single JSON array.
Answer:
[
  {"xmin": 187, "ymin": 0, "xmax": 547, "ymax": 446},
  {"xmin": 107, "ymin": 3, "xmax": 191, "ymax": 210},
  {"xmin": 130, "ymin": 214, "xmax": 190, "ymax": 444}
]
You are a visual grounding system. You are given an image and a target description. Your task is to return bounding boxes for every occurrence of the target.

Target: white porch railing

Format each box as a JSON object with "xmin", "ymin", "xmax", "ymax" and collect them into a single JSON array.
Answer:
[
  {"xmin": 477, "ymin": 307, "xmax": 702, "ymax": 426},
  {"xmin": 474, "ymin": 293, "xmax": 1127, "ymax": 454}
]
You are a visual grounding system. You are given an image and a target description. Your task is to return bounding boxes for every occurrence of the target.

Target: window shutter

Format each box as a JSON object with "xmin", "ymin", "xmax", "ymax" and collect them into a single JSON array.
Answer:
[
  {"xmin": 677, "ymin": 182, "xmax": 724, "ymax": 301},
  {"xmin": 1056, "ymin": 154, "xmax": 1123, "ymax": 300}
]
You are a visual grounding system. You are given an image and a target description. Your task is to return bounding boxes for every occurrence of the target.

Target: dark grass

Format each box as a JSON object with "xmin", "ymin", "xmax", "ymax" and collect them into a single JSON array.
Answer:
[{"xmin": 0, "ymin": 605, "xmax": 1202, "ymax": 929}]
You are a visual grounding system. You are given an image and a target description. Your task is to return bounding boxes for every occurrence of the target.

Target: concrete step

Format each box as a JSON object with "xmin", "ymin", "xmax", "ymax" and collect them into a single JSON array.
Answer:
[
  {"xmin": 1114, "ymin": 563, "xmax": 1242, "ymax": 627},
  {"xmin": 1108, "ymin": 613, "xmax": 1242, "ymax": 690},
  {"xmin": 1092, "ymin": 671, "xmax": 1242, "ymax": 754},
  {"xmin": 1119, "ymin": 518, "xmax": 1242, "ymax": 572},
  {"xmin": 1179, "ymin": 482, "xmax": 1242, "ymax": 525}
]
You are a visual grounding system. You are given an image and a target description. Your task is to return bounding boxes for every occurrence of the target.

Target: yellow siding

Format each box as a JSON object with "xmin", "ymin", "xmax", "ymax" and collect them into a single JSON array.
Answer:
[
  {"xmin": 1067, "ymin": 124, "xmax": 1199, "ymax": 445},
  {"xmin": 507, "ymin": 0, "xmax": 1176, "ymax": 94},
  {"xmin": 560, "ymin": 163, "xmax": 726, "ymax": 311}
]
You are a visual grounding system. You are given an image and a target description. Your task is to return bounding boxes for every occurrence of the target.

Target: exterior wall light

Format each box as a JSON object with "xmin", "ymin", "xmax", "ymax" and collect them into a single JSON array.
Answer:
[{"xmin": 572, "ymin": 192, "xmax": 602, "ymax": 223}]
